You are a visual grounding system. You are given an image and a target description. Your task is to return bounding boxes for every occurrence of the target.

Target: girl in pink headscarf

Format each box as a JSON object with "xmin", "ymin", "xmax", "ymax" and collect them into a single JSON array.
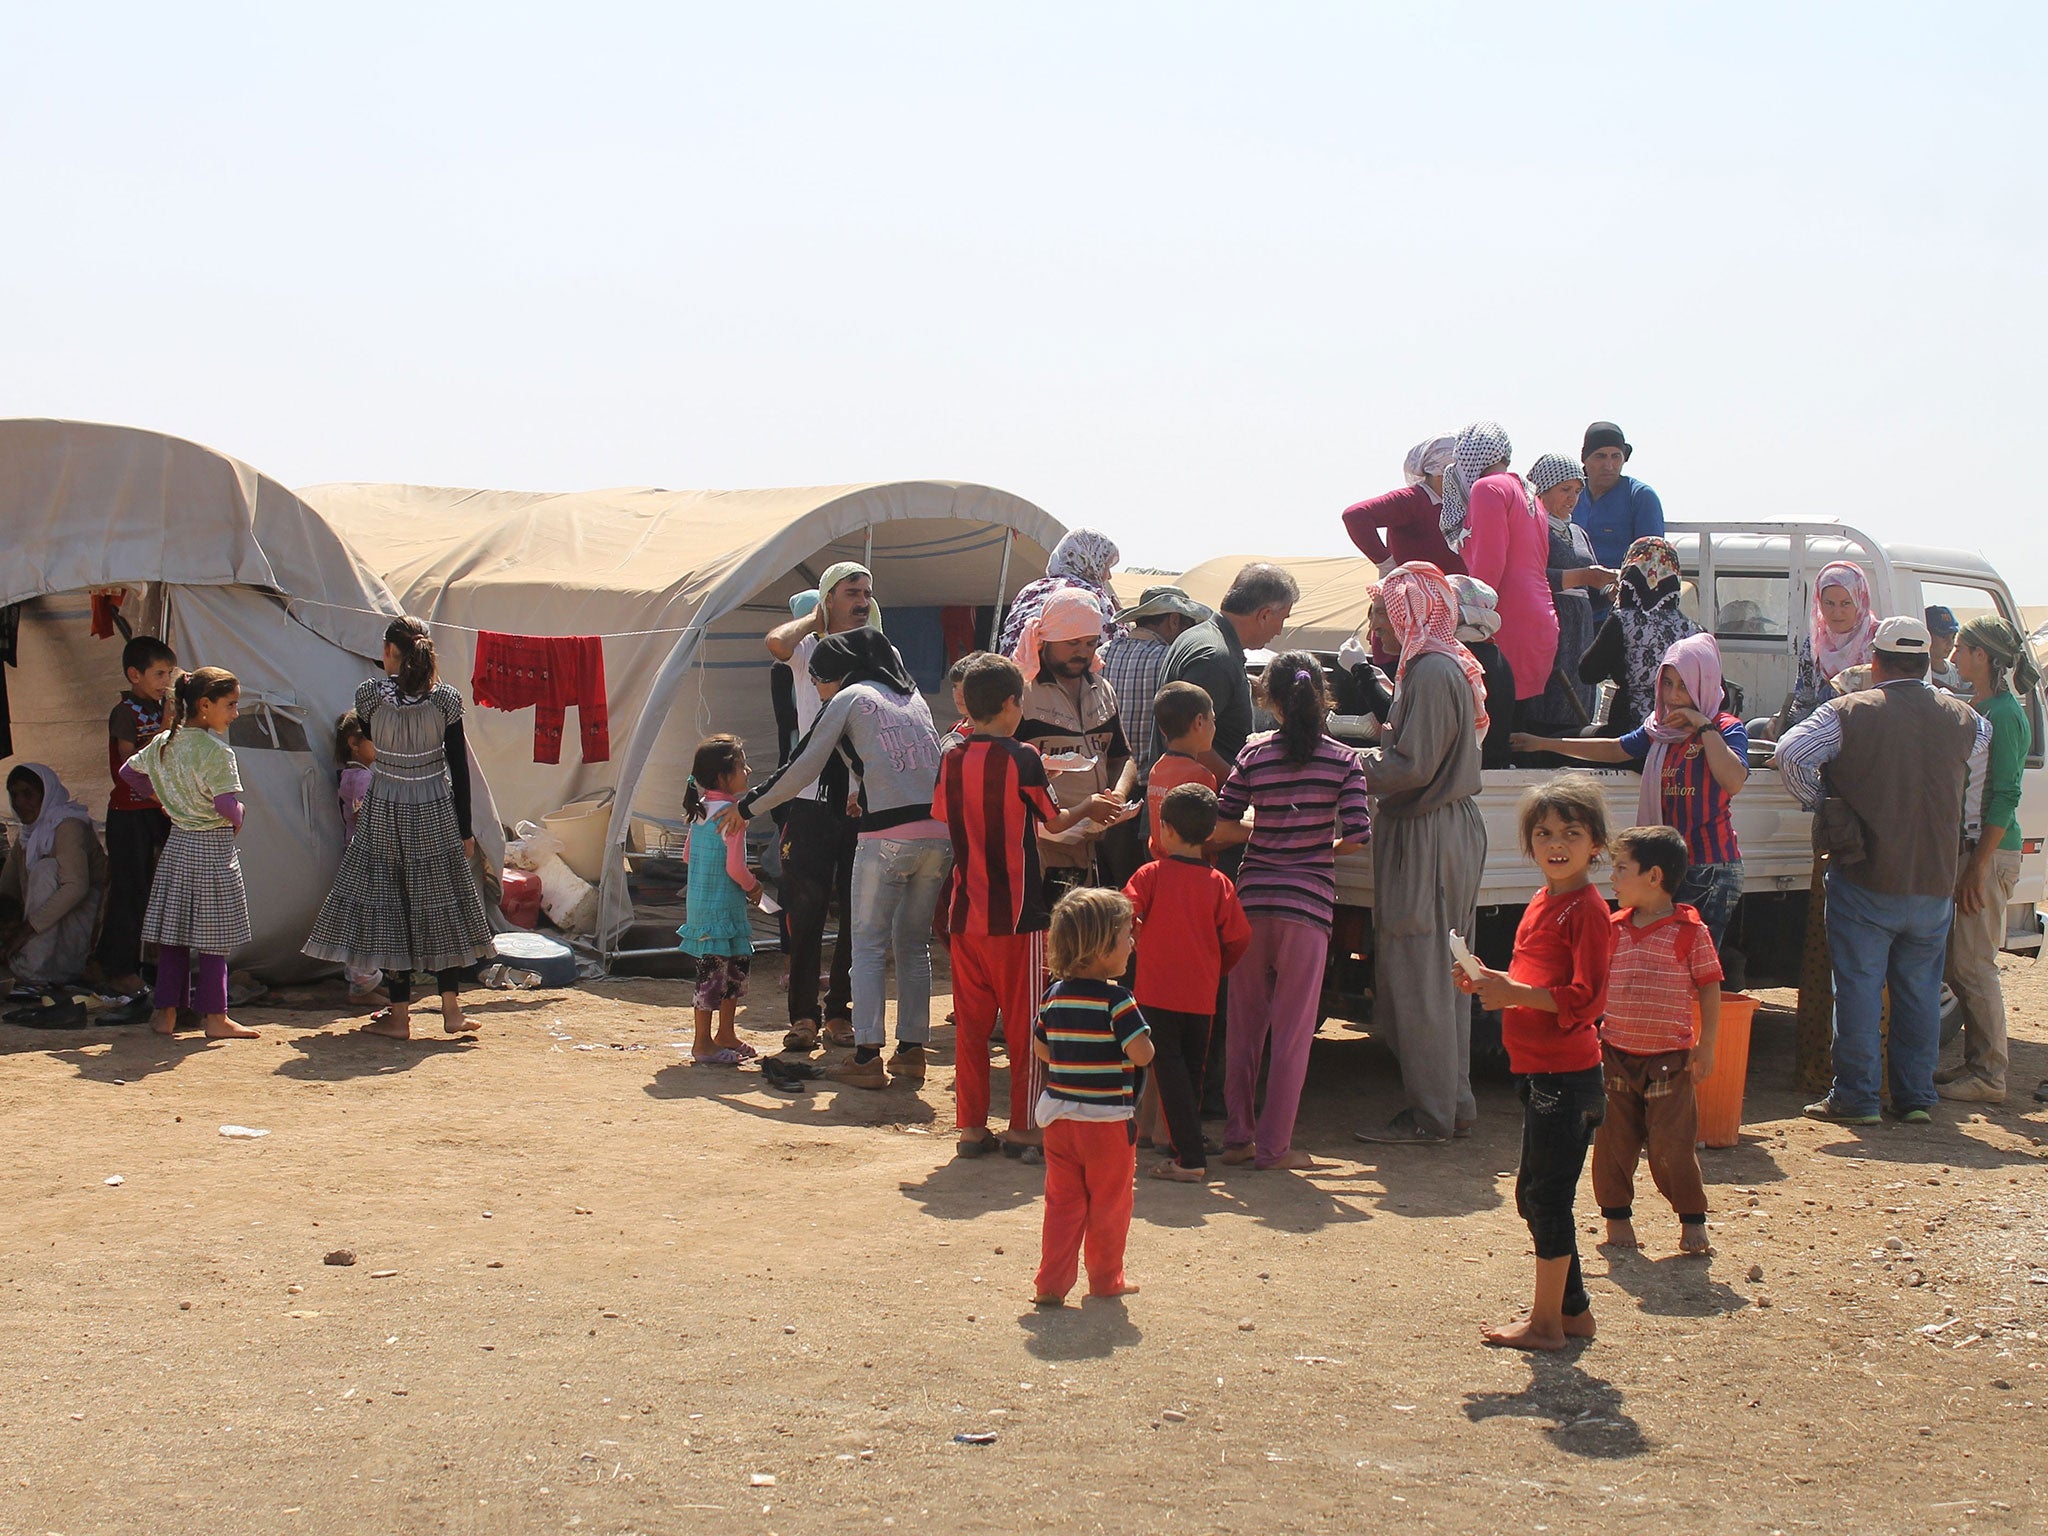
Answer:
[{"xmin": 1510, "ymin": 631, "xmax": 1749, "ymax": 946}]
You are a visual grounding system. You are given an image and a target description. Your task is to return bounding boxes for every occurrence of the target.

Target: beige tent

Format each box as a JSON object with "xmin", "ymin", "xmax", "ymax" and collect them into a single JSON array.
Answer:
[
  {"xmin": 1170, "ymin": 554, "xmax": 1383, "ymax": 653},
  {"xmin": 0, "ymin": 419, "xmax": 502, "ymax": 979},
  {"xmin": 298, "ymin": 481, "xmax": 1065, "ymax": 956}
]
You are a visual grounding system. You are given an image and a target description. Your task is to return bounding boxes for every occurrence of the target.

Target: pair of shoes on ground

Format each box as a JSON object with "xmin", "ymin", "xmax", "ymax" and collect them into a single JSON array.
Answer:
[
  {"xmin": 780, "ymin": 1017, "xmax": 858, "ymax": 1051},
  {"xmin": 1935, "ymin": 1074, "xmax": 2006, "ymax": 1104},
  {"xmin": 1803, "ymin": 1095, "xmax": 1932, "ymax": 1125},
  {"xmin": 826, "ymin": 1044, "xmax": 927, "ymax": 1090},
  {"xmin": 1352, "ymin": 1108, "xmax": 1474, "ymax": 1145}
]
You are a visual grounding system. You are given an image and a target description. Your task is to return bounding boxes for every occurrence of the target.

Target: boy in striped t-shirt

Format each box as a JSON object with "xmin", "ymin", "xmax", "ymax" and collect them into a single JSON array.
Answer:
[
  {"xmin": 1031, "ymin": 887, "xmax": 1156, "ymax": 1307},
  {"xmin": 1594, "ymin": 825, "xmax": 1723, "ymax": 1257}
]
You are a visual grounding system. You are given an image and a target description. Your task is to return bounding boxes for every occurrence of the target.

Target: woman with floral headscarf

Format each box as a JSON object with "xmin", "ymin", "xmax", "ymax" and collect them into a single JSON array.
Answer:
[
  {"xmin": 1577, "ymin": 536, "xmax": 1700, "ymax": 734},
  {"xmin": 1352, "ymin": 564, "xmax": 1491, "ymax": 1145},
  {"xmin": 1938, "ymin": 616, "xmax": 2040, "ymax": 1105},
  {"xmin": 996, "ymin": 529, "xmax": 1121, "ymax": 656},
  {"xmin": 1438, "ymin": 421, "xmax": 1558, "ymax": 714},
  {"xmin": 1340, "ymin": 434, "xmax": 1468, "ymax": 575},
  {"xmin": 1752, "ymin": 561, "xmax": 1876, "ymax": 742}
]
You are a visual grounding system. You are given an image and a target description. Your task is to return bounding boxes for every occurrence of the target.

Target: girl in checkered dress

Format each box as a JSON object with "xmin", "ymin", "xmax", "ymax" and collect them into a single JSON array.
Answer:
[{"xmin": 118, "ymin": 667, "xmax": 259, "ymax": 1040}]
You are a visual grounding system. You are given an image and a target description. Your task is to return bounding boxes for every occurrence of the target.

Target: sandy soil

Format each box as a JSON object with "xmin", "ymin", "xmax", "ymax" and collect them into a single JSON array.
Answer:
[{"xmin": 3, "ymin": 947, "xmax": 2045, "ymax": 1536}]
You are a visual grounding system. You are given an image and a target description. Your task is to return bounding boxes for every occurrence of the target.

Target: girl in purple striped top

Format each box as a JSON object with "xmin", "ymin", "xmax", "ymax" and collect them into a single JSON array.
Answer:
[{"xmin": 1211, "ymin": 652, "xmax": 1372, "ymax": 1169}]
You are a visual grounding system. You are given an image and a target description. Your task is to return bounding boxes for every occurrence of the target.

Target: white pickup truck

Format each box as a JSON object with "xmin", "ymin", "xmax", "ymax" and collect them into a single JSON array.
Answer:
[{"xmin": 1234, "ymin": 521, "xmax": 2048, "ymax": 1035}]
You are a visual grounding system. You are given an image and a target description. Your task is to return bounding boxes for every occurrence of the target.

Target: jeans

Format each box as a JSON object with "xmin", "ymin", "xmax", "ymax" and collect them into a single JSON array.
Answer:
[
  {"xmin": 1143, "ymin": 1008, "xmax": 1212, "ymax": 1170},
  {"xmin": 1825, "ymin": 869, "xmax": 1953, "ymax": 1117},
  {"xmin": 96, "ymin": 805, "xmax": 171, "ymax": 982},
  {"xmin": 1516, "ymin": 1067, "xmax": 1606, "ymax": 1317},
  {"xmin": 1677, "ymin": 859, "xmax": 1743, "ymax": 952},
  {"xmin": 849, "ymin": 836, "xmax": 954, "ymax": 1047},
  {"xmin": 778, "ymin": 800, "xmax": 856, "ymax": 1024}
]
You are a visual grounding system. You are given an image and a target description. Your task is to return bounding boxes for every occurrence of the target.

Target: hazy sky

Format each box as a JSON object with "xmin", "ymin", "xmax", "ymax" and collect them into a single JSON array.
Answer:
[{"xmin": 7, "ymin": 4, "xmax": 2043, "ymax": 593}]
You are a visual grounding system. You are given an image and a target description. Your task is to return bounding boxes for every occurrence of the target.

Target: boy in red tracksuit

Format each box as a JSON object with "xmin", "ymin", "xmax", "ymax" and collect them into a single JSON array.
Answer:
[
  {"xmin": 934, "ymin": 655, "xmax": 1122, "ymax": 1162},
  {"xmin": 1123, "ymin": 783, "xmax": 1250, "ymax": 1182}
]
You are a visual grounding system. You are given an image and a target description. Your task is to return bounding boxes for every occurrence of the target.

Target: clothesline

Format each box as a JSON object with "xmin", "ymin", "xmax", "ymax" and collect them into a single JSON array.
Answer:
[{"xmin": 285, "ymin": 595, "xmax": 711, "ymax": 643}]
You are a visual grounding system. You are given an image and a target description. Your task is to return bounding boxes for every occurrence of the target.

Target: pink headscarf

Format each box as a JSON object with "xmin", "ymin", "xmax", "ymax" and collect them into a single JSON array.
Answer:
[
  {"xmin": 1636, "ymin": 631, "xmax": 1726, "ymax": 827},
  {"xmin": 1376, "ymin": 561, "xmax": 1490, "ymax": 743},
  {"xmin": 1011, "ymin": 589, "xmax": 1105, "ymax": 681},
  {"xmin": 1810, "ymin": 561, "xmax": 1876, "ymax": 682}
]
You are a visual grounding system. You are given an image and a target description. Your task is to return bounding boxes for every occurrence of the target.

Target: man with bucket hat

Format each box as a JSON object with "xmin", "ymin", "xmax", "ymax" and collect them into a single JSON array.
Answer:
[
  {"xmin": 1098, "ymin": 586, "xmax": 1212, "ymax": 887},
  {"xmin": 1774, "ymin": 614, "xmax": 1990, "ymax": 1126}
]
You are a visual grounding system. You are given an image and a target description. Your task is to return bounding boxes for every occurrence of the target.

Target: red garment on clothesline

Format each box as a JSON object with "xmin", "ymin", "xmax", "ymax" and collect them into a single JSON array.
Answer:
[{"xmin": 472, "ymin": 632, "xmax": 611, "ymax": 764}]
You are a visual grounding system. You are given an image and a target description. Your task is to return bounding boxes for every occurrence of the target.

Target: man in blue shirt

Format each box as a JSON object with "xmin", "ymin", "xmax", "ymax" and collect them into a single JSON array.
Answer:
[{"xmin": 1572, "ymin": 421, "xmax": 1665, "ymax": 568}]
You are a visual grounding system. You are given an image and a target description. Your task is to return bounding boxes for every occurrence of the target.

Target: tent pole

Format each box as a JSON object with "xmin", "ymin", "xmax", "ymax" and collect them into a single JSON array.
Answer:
[
  {"xmin": 863, "ymin": 525, "xmax": 873, "ymax": 574},
  {"xmin": 989, "ymin": 529, "xmax": 1015, "ymax": 648}
]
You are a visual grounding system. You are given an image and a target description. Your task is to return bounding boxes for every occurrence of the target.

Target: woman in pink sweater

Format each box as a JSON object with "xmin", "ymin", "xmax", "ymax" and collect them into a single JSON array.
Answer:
[{"xmin": 1440, "ymin": 421, "xmax": 1559, "ymax": 708}]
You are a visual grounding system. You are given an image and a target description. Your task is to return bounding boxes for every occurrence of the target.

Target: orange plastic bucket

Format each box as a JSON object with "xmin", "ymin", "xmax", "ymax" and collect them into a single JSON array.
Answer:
[{"xmin": 1693, "ymin": 991, "xmax": 1760, "ymax": 1148}]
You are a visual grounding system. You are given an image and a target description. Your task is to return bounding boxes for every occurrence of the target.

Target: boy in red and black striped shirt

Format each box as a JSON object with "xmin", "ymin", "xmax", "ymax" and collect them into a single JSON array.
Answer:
[{"xmin": 935, "ymin": 655, "xmax": 1123, "ymax": 1159}]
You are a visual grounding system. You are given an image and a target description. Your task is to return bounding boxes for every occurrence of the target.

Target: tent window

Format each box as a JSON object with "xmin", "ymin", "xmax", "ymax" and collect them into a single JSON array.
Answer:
[{"xmin": 229, "ymin": 704, "xmax": 309, "ymax": 754}]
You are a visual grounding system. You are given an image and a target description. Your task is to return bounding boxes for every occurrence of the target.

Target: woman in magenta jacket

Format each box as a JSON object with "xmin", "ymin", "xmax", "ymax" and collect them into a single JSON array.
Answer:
[{"xmin": 1439, "ymin": 421, "xmax": 1558, "ymax": 714}]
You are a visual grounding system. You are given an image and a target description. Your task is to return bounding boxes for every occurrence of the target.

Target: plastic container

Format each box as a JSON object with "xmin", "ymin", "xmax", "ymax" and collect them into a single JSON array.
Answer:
[
  {"xmin": 1693, "ymin": 990, "xmax": 1760, "ymax": 1149},
  {"xmin": 541, "ymin": 798, "xmax": 610, "ymax": 883},
  {"xmin": 499, "ymin": 866, "xmax": 542, "ymax": 930},
  {"xmin": 490, "ymin": 930, "xmax": 579, "ymax": 988}
]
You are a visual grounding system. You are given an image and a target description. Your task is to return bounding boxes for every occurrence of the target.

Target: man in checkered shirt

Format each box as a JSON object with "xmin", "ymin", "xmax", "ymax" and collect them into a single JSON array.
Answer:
[{"xmin": 1097, "ymin": 586, "xmax": 1211, "ymax": 887}]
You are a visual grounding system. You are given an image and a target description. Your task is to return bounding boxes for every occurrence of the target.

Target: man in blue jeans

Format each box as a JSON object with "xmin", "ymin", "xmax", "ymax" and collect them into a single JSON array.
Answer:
[{"xmin": 1775, "ymin": 616, "xmax": 1990, "ymax": 1125}]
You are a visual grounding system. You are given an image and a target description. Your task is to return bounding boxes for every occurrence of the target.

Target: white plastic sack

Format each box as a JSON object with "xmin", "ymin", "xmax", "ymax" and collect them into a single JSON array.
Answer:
[
  {"xmin": 506, "ymin": 818, "xmax": 567, "ymax": 872},
  {"xmin": 535, "ymin": 851, "xmax": 599, "ymax": 934}
]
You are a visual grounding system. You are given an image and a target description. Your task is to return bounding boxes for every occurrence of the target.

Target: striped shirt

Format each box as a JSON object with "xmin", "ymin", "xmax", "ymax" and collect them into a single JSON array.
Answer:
[
  {"xmin": 1034, "ymin": 978, "xmax": 1151, "ymax": 1111},
  {"xmin": 1215, "ymin": 733, "xmax": 1372, "ymax": 933},
  {"xmin": 1617, "ymin": 712, "xmax": 1748, "ymax": 866},
  {"xmin": 1602, "ymin": 905, "xmax": 1723, "ymax": 1056},
  {"xmin": 931, "ymin": 734, "xmax": 1063, "ymax": 936}
]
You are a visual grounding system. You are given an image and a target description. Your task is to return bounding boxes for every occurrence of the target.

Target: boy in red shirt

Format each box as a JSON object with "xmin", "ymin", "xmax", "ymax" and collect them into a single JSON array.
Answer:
[
  {"xmin": 935, "ymin": 655, "xmax": 1121, "ymax": 1161},
  {"xmin": 1595, "ymin": 825, "xmax": 1723, "ymax": 1256},
  {"xmin": 1144, "ymin": 682, "xmax": 1219, "ymax": 858},
  {"xmin": 1123, "ymin": 783, "xmax": 1251, "ymax": 1181},
  {"xmin": 1457, "ymin": 774, "xmax": 1614, "ymax": 1351}
]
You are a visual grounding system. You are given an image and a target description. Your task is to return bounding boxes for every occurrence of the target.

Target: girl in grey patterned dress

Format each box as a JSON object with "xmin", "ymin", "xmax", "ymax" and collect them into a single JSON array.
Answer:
[{"xmin": 304, "ymin": 618, "xmax": 494, "ymax": 1038}]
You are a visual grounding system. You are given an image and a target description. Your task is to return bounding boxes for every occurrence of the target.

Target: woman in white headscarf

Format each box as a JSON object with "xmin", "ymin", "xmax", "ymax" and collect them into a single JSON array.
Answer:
[
  {"xmin": 997, "ymin": 530, "xmax": 1121, "ymax": 655},
  {"xmin": 1341, "ymin": 435, "xmax": 1468, "ymax": 574},
  {"xmin": 1, "ymin": 764, "xmax": 109, "ymax": 990},
  {"xmin": 1437, "ymin": 421, "xmax": 1559, "ymax": 715}
]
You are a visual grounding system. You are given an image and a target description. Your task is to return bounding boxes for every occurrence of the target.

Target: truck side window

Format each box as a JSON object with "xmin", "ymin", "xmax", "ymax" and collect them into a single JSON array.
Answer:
[{"xmin": 1713, "ymin": 576, "xmax": 1789, "ymax": 638}]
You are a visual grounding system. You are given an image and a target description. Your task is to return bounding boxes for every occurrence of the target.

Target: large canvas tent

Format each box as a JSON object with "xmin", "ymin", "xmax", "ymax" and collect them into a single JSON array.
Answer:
[
  {"xmin": 296, "ymin": 481, "xmax": 1065, "ymax": 956},
  {"xmin": 1171, "ymin": 554, "xmax": 1383, "ymax": 652},
  {"xmin": 0, "ymin": 419, "xmax": 502, "ymax": 979}
]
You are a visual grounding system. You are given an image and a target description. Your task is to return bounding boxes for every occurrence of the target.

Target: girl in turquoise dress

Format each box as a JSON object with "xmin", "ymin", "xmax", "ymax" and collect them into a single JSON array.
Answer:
[{"xmin": 679, "ymin": 735, "xmax": 763, "ymax": 1065}]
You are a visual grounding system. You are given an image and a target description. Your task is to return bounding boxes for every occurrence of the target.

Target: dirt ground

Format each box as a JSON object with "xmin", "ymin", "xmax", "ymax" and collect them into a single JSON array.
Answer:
[{"xmin": 3, "ymin": 945, "xmax": 2045, "ymax": 1536}]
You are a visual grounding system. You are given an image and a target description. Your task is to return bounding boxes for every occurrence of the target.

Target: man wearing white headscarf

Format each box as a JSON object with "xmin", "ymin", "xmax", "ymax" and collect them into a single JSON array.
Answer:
[
  {"xmin": 1341, "ymin": 435, "xmax": 1468, "ymax": 574},
  {"xmin": 1, "ymin": 764, "xmax": 109, "ymax": 991}
]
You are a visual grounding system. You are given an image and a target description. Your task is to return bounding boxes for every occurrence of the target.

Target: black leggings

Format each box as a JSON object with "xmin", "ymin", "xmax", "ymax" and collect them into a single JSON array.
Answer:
[
  {"xmin": 387, "ymin": 968, "xmax": 469, "ymax": 1003},
  {"xmin": 1515, "ymin": 1067, "xmax": 1607, "ymax": 1316},
  {"xmin": 1144, "ymin": 1008, "xmax": 1212, "ymax": 1170}
]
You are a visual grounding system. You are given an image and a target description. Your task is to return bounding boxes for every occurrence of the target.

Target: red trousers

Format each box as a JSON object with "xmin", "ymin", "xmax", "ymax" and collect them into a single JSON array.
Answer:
[
  {"xmin": 1035, "ymin": 1117, "xmax": 1136, "ymax": 1299},
  {"xmin": 950, "ymin": 930, "xmax": 1046, "ymax": 1131}
]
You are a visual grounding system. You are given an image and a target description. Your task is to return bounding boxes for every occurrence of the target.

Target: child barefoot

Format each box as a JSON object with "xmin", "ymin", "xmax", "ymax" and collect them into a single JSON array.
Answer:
[
  {"xmin": 1456, "ymin": 774, "xmax": 1614, "ymax": 1349},
  {"xmin": 1032, "ymin": 887, "xmax": 1156, "ymax": 1306},
  {"xmin": 1595, "ymin": 826, "xmax": 1722, "ymax": 1256},
  {"xmin": 119, "ymin": 668, "xmax": 259, "ymax": 1040},
  {"xmin": 97, "ymin": 635, "xmax": 176, "ymax": 997},
  {"xmin": 333, "ymin": 712, "xmax": 386, "ymax": 1007},
  {"xmin": 678, "ymin": 736, "xmax": 763, "ymax": 1065}
]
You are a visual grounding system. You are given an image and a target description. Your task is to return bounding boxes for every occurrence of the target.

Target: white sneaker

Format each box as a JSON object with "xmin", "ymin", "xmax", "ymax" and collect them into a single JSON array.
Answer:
[{"xmin": 1936, "ymin": 1075, "xmax": 2005, "ymax": 1104}]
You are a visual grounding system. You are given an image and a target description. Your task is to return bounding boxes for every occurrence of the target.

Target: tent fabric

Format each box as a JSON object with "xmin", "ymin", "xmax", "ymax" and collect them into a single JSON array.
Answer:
[
  {"xmin": 295, "ymin": 480, "xmax": 1065, "ymax": 954},
  {"xmin": 1170, "ymin": 554, "xmax": 1386, "ymax": 653},
  {"xmin": 0, "ymin": 419, "xmax": 502, "ymax": 980}
]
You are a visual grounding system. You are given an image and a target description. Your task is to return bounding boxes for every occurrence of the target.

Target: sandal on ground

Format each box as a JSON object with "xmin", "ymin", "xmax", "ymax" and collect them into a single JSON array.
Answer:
[
  {"xmin": 781, "ymin": 1019, "xmax": 820, "ymax": 1051},
  {"xmin": 1219, "ymin": 1143, "xmax": 1257, "ymax": 1165},
  {"xmin": 956, "ymin": 1129, "xmax": 1001, "ymax": 1159},
  {"xmin": 1001, "ymin": 1141, "xmax": 1044, "ymax": 1165},
  {"xmin": 693, "ymin": 1048, "xmax": 743, "ymax": 1067},
  {"xmin": 822, "ymin": 1018, "xmax": 857, "ymax": 1048},
  {"xmin": 724, "ymin": 1040, "xmax": 760, "ymax": 1061},
  {"xmin": 1148, "ymin": 1160, "xmax": 1205, "ymax": 1182}
]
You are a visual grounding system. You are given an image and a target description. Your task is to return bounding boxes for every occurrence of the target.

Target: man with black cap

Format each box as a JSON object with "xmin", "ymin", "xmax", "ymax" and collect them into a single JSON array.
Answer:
[
  {"xmin": 1097, "ymin": 585, "xmax": 1212, "ymax": 888},
  {"xmin": 1774, "ymin": 615, "xmax": 1990, "ymax": 1127},
  {"xmin": 1572, "ymin": 421, "xmax": 1666, "ymax": 570}
]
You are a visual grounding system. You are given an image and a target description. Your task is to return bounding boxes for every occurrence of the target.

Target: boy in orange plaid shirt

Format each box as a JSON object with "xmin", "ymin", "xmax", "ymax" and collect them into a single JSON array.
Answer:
[{"xmin": 1595, "ymin": 825, "xmax": 1724, "ymax": 1256}]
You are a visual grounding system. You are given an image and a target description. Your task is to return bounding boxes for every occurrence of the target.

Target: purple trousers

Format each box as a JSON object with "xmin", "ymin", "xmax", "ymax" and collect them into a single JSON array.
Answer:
[
  {"xmin": 153, "ymin": 946, "xmax": 229, "ymax": 1015},
  {"xmin": 1225, "ymin": 916, "xmax": 1328, "ymax": 1165}
]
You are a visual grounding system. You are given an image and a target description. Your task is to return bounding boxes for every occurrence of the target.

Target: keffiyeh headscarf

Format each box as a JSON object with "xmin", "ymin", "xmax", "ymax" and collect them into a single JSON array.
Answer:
[
  {"xmin": 1438, "ymin": 421, "xmax": 1515, "ymax": 553},
  {"xmin": 1635, "ymin": 632, "xmax": 1725, "ymax": 827},
  {"xmin": 1011, "ymin": 589, "xmax": 1107, "ymax": 681},
  {"xmin": 1402, "ymin": 435, "xmax": 1458, "ymax": 503},
  {"xmin": 1614, "ymin": 537, "xmax": 1697, "ymax": 718},
  {"xmin": 996, "ymin": 529, "xmax": 1122, "ymax": 654},
  {"xmin": 1376, "ymin": 562, "xmax": 1490, "ymax": 743},
  {"xmin": 1527, "ymin": 454, "xmax": 1586, "ymax": 498},
  {"xmin": 1957, "ymin": 615, "xmax": 2042, "ymax": 697},
  {"xmin": 1810, "ymin": 561, "xmax": 1876, "ymax": 682}
]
